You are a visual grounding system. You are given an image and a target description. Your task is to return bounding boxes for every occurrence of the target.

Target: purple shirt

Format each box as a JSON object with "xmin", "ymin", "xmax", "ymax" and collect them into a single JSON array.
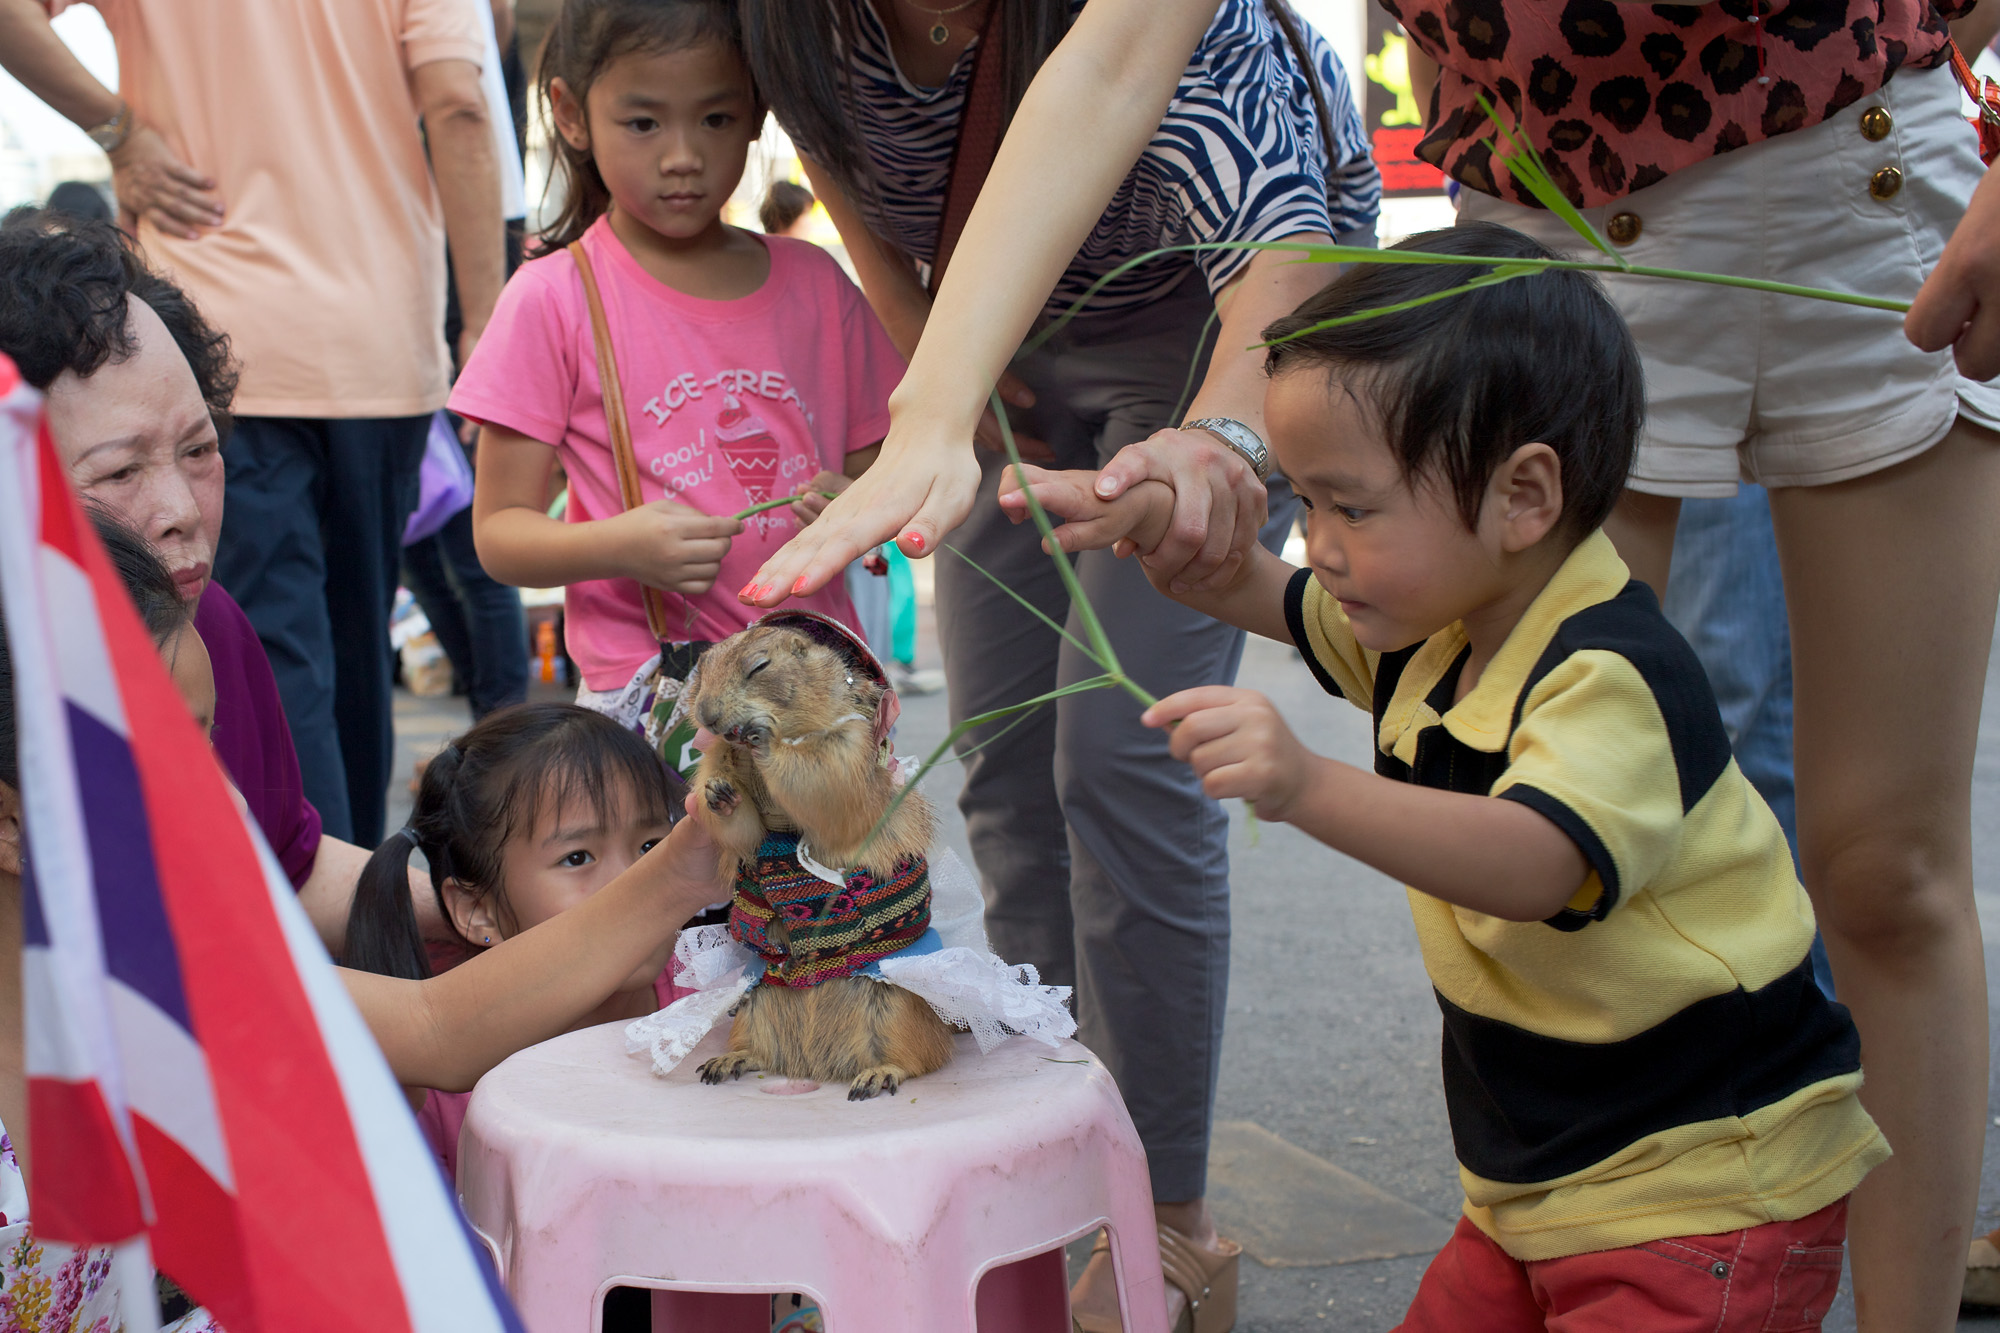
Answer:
[{"xmin": 195, "ymin": 582, "xmax": 322, "ymax": 888}]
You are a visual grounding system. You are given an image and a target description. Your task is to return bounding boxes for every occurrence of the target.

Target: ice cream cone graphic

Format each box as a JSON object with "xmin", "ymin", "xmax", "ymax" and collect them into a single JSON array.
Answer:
[{"xmin": 715, "ymin": 393, "xmax": 780, "ymax": 505}]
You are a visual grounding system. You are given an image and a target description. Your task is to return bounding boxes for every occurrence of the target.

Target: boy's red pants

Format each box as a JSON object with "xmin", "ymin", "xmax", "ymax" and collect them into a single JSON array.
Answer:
[{"xmin": 1393, "ymin": 1200, "xmax": 1848, "ymax": 1333}]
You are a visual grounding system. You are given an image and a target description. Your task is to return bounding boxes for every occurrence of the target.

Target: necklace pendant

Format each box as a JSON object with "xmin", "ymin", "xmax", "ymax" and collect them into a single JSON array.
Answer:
[{"xmin": 930, "ymin": 20, "xmax": 949, "ymax": 42}]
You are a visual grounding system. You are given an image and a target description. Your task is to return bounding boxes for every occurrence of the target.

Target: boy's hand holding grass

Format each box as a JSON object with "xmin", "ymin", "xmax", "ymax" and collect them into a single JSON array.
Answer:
[{"xmin": 1143, "ymin": 686, "xmax": 1316, "ymax": 821}]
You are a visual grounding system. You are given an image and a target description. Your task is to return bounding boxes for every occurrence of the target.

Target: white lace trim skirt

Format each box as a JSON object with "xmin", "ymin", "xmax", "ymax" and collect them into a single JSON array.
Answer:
[{"xmin": 625, "ymin": 849, "xmax": 1076, "ymax": 1076}]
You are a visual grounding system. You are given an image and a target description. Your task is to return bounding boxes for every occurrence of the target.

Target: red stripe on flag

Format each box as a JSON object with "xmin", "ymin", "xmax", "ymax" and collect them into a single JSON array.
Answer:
[
  {"xmin": 34, "ymin": 429, "xmax": 416, "ymax": 1332},
  {"xmin": 25, "ymin": 1077, "xmax": 144, "ymax": 1238},
  {"xmin": 133, "ymin": 1117, "xmax": 253, "ymax": 1333}
]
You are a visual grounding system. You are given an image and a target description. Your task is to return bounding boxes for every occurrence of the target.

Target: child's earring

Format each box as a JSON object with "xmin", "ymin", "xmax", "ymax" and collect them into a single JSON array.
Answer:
[{"xmin": 482, "ymin": 934, "xmax": 492, "ymax": 945}]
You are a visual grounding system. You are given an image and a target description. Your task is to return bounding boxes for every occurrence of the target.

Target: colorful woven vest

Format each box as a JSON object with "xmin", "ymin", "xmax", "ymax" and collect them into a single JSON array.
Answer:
[{"xmin": 726, "ymin": 830, "xmax": 931, "ymax": 988}]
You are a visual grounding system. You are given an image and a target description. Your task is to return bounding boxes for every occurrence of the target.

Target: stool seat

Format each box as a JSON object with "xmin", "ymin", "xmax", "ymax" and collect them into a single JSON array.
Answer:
[{"xmin": 459, "ymin": 1022, "xmax": 1167, "ymax": 1333}]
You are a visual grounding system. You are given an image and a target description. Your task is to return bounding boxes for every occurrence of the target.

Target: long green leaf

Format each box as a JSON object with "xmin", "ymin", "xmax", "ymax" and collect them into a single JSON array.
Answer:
[
  {"xmin": 1473, "ymin": 93, "xmax": 1623, "ymax": 267},
  {"xmin": 863, "ymin": 673, "xmax": 1128, "ymax": 848},
  {"xmin": 943, "ymin": 541, "xmax": 1103, "ymax": 665},
  {"xmin": 988, "ymin": 392, "xmax": 1142, "ymax": 697},
  {"xmin": 1253, "ymin": 264, "xmax": 1540, "ymax": 346},
  {"xmin": 733, "ymin": 491, "xmax": 838, "ymax": 521}
]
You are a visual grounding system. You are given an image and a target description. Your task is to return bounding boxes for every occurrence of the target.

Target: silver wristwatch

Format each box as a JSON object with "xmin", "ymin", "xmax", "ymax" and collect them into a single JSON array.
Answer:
[{"xmin": 1182, "ymin": 416, "xmax": 1271, "ymax": 481}]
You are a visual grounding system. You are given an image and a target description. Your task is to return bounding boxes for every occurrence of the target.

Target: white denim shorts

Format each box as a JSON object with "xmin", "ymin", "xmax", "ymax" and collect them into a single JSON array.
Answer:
[{"xmin": 1457, "ymin": 64, "xmax": 2000, "ymax": 497}]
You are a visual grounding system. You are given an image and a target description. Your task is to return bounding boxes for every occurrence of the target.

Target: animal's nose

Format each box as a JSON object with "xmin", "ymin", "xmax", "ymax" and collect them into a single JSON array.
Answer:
[{"xmin": 697, "ymin": 702, "xmax": 722, "ymax": 730}]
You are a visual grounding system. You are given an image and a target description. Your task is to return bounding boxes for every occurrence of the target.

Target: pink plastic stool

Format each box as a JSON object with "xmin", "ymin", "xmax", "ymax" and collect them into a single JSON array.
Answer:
[{"xmin": 457, "ymin": 1023, "xmax": 1168, "ymax": 1333}]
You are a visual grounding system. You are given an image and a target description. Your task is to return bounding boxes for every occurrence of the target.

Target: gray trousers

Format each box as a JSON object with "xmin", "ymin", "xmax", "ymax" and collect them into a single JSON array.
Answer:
[{"xmin": 936, "ymin": 269, "xmax": 1296, "ymax": 1200}]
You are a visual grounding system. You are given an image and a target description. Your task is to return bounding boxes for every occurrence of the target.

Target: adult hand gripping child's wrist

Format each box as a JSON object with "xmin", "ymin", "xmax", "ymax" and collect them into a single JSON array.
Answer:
[
  {"xmin": 739, "ymin": 426, "xmax": 983, "ymax": 607},
  {"xmin": 996, "ymin": 464, "xmax": 1177, "ymax": 558},
  {"xmin": 1093, "ymin": 427, "xmax": 1269, "ymax": 595}
]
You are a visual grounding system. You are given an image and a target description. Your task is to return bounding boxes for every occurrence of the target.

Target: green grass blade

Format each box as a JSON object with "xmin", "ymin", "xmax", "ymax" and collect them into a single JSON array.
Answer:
[
  {"xmin": 1255, "ymin": 264, "xmax": 1540, "ymax": 346},
  {"xmin": 733, "ymin": 491, "xmax": 837, "ymax": 522},
  {"xmin": 1169, "ymin": 304, "xmax": 1223, "ymax": 427},
  {"xmin": 863, "ymin": 673, "xmax": 1127, "ymax": 847},
  {"xmin": 942, "ymin": 541, "xmax": 1104, "ymax": 666},
  {"xmin": 988, "ymin": 391, "xmax": 1132, "ymax": 686},
  {"xmin": 1474, "ymin": 93, "xmax": 1623, "ymax": 267}
]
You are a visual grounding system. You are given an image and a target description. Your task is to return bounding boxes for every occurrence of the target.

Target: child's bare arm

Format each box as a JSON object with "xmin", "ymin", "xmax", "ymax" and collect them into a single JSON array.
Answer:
[
  {"xmin": 472, "ymin": 424, "xmax": 744, "ymax": 592},
  {"xmin": 340, "ymin": 799, "xmax": 727, "ymax": 1094},
  {"xmin": 1147, "ymin": 688, "xmax": 1590, "ymax": 921},
  {"xmin": 998, "ymin": 464, "xmax": 1298, "ymax": 644}
]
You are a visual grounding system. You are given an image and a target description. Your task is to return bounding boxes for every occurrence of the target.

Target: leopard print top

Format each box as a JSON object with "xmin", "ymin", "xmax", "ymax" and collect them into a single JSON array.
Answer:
[{"xmin": 1387, "ymin": 0, "xmax": 1972, "ymax": 208}]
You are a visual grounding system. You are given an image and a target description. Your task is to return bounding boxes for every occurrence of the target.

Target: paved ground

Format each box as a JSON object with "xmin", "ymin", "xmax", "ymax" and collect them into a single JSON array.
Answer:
[{"xmin": 388, "ymin": 599, "xmax": 2000, "ymax": 1332}]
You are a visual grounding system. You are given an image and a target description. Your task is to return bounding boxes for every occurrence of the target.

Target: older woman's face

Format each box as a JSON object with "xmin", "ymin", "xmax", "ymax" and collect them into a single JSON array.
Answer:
[{"xmin": 44, "ymin": 300, "xmax": 224, "ymax": 603}]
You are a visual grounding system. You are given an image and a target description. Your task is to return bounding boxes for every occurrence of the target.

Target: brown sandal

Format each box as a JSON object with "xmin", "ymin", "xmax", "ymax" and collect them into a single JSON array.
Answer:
[{"xmin": 1071, "ymin": 1224, "xmax": 1241, "ymax": 1333}]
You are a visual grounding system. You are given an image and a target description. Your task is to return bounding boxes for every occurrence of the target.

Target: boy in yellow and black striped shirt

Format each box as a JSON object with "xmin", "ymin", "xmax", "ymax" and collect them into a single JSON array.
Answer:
[{"xmin": 1003, "ymin": 222, "xmax": 1886, "ymax": 1332}]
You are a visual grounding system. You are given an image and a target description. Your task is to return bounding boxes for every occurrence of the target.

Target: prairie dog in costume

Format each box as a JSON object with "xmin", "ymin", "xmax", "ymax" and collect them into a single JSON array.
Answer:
[{"xmin": 688, "ymin": 613, "xmax": 954, "ymax": 1100}]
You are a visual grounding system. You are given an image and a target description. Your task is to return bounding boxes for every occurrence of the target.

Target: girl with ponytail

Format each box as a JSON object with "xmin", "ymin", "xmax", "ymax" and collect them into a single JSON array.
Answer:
[{"xmin": 341, "ymin": 701, "xmax": 718, "ymax": 1176}]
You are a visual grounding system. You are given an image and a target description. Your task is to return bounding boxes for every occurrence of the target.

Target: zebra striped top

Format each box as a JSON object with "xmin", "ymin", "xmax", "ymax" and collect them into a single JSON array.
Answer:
[{"xmin": 809, "ymin": 0, "xmax": 1381, "ymax": 316}]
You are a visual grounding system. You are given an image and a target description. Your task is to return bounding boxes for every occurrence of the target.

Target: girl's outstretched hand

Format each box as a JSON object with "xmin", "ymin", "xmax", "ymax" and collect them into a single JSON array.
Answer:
[
  {"xmin": 655, "ymin": 793, "xmax": 730, "ymax": 919},
  {"xmin": 1143, "ymin": 686, "xmax": 1317, "ymax": 822}
]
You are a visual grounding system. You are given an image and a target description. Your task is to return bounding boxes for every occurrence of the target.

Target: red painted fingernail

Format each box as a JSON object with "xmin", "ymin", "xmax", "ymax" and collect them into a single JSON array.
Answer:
[
  {"xmin": 738, "ymin": 581, "xmax": 756, "ymax": 599},
  {"xmin": 904, "ymin": 532, "xmax": 924, "ymax": 551},
  {"xmin": 791, "ymin": 576, "xmax": 810, "ymax": 595}
]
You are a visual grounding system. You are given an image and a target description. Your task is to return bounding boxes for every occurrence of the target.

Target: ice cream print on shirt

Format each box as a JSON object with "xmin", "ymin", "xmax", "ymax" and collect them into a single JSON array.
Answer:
[{"xmin": 641, "ymin": 368, "xmax": 819, "ymax": 534}]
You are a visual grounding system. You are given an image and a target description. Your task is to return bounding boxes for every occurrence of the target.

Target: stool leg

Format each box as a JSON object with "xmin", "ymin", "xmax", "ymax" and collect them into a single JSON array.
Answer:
[{"xmin": 974, "ymin": 1248, "xmax": 1071, "ymax": 1331}]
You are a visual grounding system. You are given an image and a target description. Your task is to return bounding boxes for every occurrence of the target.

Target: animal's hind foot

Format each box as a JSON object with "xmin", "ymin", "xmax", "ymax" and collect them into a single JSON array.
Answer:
[
  {"xmin": 848, "ymin": 1065, "xmax": 910, "ymax": 1101},
  {"xmin": 699, "ymin": 1051, "xmax": 758, "ymax": 1085}
]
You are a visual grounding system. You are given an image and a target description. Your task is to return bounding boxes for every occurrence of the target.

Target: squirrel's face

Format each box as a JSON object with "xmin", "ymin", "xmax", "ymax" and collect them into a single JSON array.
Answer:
[{"xmin": 691, "ymin": 625, "xmax": 873, "ymax": 752}]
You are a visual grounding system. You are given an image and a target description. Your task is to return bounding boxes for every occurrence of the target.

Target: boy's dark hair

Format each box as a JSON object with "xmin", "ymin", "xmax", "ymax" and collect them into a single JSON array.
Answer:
[
  {"xmin": 343, "ymin": 702, "xmax": 678, "ymax": 978},
  {"xmin": 90, "ymin": 507, "xmax": 194, "ymax": 646},
  {"xmin": 1261, "ymin": 222, "xmax": 1643, "ymax": 538},
  {"xmin": 535, "ymin": 0, "xmax": 761, "ymax": 255},
  {"xmin": 0, "ymin": 214, "xmax": 238, "ymax": 437},
  {"xmin": 759, "ymin": 179, "xmax": 814, "ymax": 235}
]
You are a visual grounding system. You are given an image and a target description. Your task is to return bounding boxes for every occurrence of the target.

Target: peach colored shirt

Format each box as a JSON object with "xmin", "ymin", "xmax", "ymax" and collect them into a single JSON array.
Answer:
[{"xmin": 86, "ymin": 0, "xmax": 483, "ymax": 417}]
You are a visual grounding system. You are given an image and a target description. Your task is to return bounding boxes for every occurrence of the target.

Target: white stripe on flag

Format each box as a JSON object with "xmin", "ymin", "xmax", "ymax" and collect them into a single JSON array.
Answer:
[
  {"xmin": 108, "ymin": 980, "xmax": 235, "ymax": 1190},
  {"xmin": 247, "ymin": 818, "xmax": 516, "ymax": 1333},
  {"xmin": 40, "ymin": 544, "xmax": 126, "ymax": 736},
  {"xmin": 0, "ymin": 383, "xmax": 142, "ymax": 1184}
]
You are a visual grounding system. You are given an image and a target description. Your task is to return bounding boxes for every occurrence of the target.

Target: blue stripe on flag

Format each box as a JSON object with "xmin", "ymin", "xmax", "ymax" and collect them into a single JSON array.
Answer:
[{"xmin": 67, "ymin": 699, "xmax": 192, "ymax": 1032}]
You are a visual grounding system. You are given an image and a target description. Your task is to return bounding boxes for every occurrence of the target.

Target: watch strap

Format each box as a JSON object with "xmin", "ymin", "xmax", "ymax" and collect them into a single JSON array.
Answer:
[{"xmin": 1183, "ymin": 416, "xmax": 1270, "ymax": 480}]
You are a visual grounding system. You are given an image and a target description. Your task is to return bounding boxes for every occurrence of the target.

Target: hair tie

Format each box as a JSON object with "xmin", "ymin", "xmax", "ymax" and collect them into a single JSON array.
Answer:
[{"xmin": 398, "ymin": 826, "xmax": 420, "ymax": 848}]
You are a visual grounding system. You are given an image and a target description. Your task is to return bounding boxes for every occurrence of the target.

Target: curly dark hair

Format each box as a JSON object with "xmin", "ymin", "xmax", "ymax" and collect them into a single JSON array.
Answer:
[{"xmin": 0, "ymin": 212, "xmax": 238, "ymax": 430}]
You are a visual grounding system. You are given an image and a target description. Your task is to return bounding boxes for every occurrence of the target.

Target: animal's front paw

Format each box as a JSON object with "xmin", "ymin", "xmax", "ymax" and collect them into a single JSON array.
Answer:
[
  {"xmin": 704, "ymin": 779, "xmax": 739, "ymax": 815},
  {"xmin": 699, "ymin": 1052, "xmax": 758, "ymax": 1085},
  {"xmin": 848, "ymin": 1065, "xmax": 909, "ymax": 1101}
]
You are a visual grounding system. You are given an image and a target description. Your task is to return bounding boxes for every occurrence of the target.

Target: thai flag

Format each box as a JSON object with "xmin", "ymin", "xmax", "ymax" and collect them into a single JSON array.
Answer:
[{"xmin": 0, "ymin": 359, "xmax": 523, "ymax": 1333}]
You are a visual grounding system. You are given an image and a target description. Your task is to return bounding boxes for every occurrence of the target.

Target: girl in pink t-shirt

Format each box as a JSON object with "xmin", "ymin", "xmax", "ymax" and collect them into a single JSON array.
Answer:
[{"xmin": 452, "ymin": 0, "xmax": 902, "ymax": 755}]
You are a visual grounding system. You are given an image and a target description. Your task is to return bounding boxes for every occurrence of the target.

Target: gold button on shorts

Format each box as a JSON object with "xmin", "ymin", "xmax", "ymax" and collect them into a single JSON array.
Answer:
[
  {"xmin": 1870, "ymin": 165, "xmax": 1903, "ymax": 200},
  {"xmin": 1607, "ymin": 212, "xmax": 1642, "ymax": 245},
  {"xmin": 1860, "ymin": 106, "xmax": 1892, "ymax": 141}
]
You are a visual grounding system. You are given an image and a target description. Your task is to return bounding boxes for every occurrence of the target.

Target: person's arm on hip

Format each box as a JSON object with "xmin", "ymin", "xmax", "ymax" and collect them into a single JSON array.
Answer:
[
  {"xmin": 413, "ymin": 58, "xmax": 505, "ymax": 369},
  {"xmin": 0, "ymin": 0, "xmax": 221, "ymax": 236}
]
